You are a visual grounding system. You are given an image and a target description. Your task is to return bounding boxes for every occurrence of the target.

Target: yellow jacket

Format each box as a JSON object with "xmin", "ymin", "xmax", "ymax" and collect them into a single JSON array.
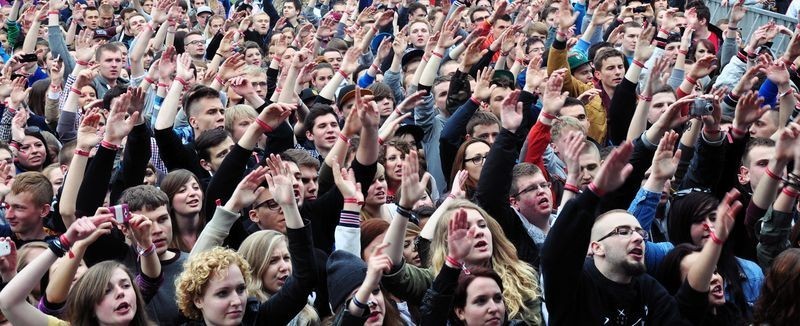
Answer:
[{"xmin": 546, "ymin": 46, "xmax": 607, "ymax": 144}]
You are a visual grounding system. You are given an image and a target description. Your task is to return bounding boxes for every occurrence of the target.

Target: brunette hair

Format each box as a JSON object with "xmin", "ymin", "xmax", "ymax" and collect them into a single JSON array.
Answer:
[
  {"xmin": 67, "ymin": 261, "xmax": 153, "ymax": 326},
  {"xmin": 160, "ymin": 169, "xmax": 205, "ymax": 252},
  {"xmin": 451, "ymin": 266, "xmax": 506, "ymax": 325},
  {"xmin": 450, "ymin": 138, "xmax": 489, "ymax": 195},
  {"xmin": 753, "ymin": 248, "xmax": 800, "ymax": 325}
]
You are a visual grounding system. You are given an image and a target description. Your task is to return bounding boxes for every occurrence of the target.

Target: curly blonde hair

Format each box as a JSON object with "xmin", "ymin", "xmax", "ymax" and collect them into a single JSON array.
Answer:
[
  {"xmin": 430, "ymin": 200, "xmax": 542, "ymax": 325},
  {"xmin": 175, "ymin": 247, "xmax": 252, "ymax": 320}
]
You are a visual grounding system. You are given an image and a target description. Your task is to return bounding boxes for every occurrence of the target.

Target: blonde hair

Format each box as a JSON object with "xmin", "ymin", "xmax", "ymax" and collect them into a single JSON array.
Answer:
[
  {"xmin": 238, "ymin": 231, "xmax": 320, "ymax": 325},
  {"xmin": 551, "ymin": 115, "xmax": 586, "ymax": 142},
  {"xmin": 430, "ymin": 200, "xmax": 541, "ymax": 324},
  {"xmin": 224, "ymin": 104, "xmax": 258, "ymax": 134},
  {"xmin": 175, "ymin": 247, "xmax": 252, "ymax": 320}
]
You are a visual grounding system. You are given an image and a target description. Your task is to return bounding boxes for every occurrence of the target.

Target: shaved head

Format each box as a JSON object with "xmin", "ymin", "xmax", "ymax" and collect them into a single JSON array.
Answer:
[
  {"xmin": 591, "ymin": 209, "xmax": 640, "ymax": 242},
  {"xmin": 591, "ymin": 209, "xmax": 647, "ymax": 282}
]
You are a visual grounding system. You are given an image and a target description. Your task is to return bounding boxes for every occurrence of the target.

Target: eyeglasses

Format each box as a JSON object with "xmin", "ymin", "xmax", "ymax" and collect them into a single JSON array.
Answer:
[
  {"xmin": 465, "ymin": 154, "xmax": 488, "ymax": 166},
  {"xmin": 596, "ymin": 226, "xmax": 649, "ymax": 242},
  {"xmin": 253, "ymin": 198, "xmax": 281, "ymax": 211},
  {"xmin": 512, "ymin": 182, "xmax": 551, "ymax": 197},
  {"xmin": 187, "ymin": 40, "xmax": 205, "ymax": 46},
  {"xmin": 252, "ymin": 81, "xmax": 268, "ymax": 88}
]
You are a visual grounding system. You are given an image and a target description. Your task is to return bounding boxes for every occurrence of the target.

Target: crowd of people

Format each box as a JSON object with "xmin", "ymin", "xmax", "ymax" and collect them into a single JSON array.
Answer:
[{"xmin": 0, "ymin": 0, "xmax": 796, "ymax": 324}]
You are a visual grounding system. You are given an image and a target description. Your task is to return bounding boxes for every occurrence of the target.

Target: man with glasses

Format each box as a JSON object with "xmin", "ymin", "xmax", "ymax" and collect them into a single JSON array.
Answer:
[
  {"xmin": 543, "ymin": 143, "xmax": 703, "ymax": 325},
  {"xmin": 183, "ymin": 31, "xmax": 207, "ymax": 62}
]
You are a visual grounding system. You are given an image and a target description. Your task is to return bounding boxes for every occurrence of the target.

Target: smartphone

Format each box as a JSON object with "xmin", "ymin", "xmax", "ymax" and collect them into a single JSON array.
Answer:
[
  {"xmin": 20, "ymin": 53, "xmax": 37, "ymax": 63},
  {"xmin": 0, "ymin": 241, "xmax": 10, "ymax": 257},
  {"xmin": 110, "ymin": 203, "xmax": 131, "ymax": 224},
  {"xmin": 633, "ymin": 6, "xmax": 647, "ymax": 13}
]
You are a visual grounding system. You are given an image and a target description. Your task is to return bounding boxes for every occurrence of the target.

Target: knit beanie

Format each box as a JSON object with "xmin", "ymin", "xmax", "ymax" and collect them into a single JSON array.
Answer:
[{"xmin": 326, "ymin": 250, "xmax": 368, "ymax": 311}]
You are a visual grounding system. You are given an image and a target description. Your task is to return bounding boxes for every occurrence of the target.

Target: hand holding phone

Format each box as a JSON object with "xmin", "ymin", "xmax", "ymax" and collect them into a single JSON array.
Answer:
[
  {"xmin": 110, "ymin": 204, "xmax": 131, "ymax": 224},
  {"xmin": 0, "ymin": 240, "xmax": 10, "ymax": 257}
]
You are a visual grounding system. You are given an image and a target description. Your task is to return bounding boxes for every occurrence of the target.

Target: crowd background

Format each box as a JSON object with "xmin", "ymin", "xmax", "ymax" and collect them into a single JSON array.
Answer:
[{"xmin": 0, "ymin": 0, "xmax": 796, "ymax": 324}]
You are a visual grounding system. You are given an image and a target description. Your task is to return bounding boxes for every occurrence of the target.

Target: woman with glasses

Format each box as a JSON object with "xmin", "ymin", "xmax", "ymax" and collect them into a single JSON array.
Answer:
[{"xmin": 450, "ymin": 139, "xmax": 490, "ymax": 199}]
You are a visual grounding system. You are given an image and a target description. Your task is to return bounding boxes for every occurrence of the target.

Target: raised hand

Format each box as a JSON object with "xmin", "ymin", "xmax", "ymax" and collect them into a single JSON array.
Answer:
[
  {"xmin": 473, "ymin": 66, "xmax": 495, "ymax": 101},
  {"xmin": 525, "ymin": 56, "xmax": 547, "ymax": 92},
  {"xmin": 633, "ymin": 26, "xmax": 655, "ymax": 62},
  {"xmin": 10, "ymin": 107, "xmax": 28, "ymax": 143},
  {"xmin": 265, "ymin": 154, "xmax": 298, "ymax": 208},
  {"xmin": 158, "ymin": 47, "xmax": 177, "ymax": 81},
  {"xmin": 561, "ymin": 131, "xmax": 585, "ymax": 180},
  {"xmin": 766, "ymin": 60, "xmax": 790, "ymax": 86},
  {"xmin": 340, "ymin": 47, "xmax": 362, "ymax": 74},
  {"xmin": 74, "ymin": 67, "xmax": 98, "ymax": 89},
  {"xmin": 127, "ymin": 214, "xmax": 154, "ymax": 248},
  {"xmin": 733, "ymin": 91, "xmax": 769, "ymax": 131},
  {"xmin": 774, "ymin": 122, "xmax": 800, "ymax": 161},
  {"xmin": 689, "ymin": 54, "xmax": 718, "ymax": 79},
  {"xmin": 461, "ymin": 36, "xmax": 487, "ymax": 69},
  {"xmin": 542, "ymin": 69, "xmax": 569, "ymax": 116},
  {"xmin": 104, "ymin": 91, "xmax": 141, "ymax": 145},
  {"xmin": 333, "ymin": 158, "xmax": 364, "ymax": 203},
  {"xmin": 175, "ymin": 53, "xmax": 194, "ymax": 81},
  {"xmin": 229, "ymin": 76, "xmax": 256, "ymax": 97},
  {"xmin": 398, "ymin": 150, "xmax": 423, "ymax": 209},
  {"xmin": 378, "ymin": 112, "xmax": 411, "ymax": 141},
  {"xmin": 590, "ymin": 141, "xmax": 634, "ymax": 194},
  {"xmin": 258, "ymin": 103, "xmax": 296, "ymax": 130},
  {"xmin": 729, "ymin": 0, "xmax": 746, "ymax": 23},
  {"xmin": 76, "ymin": 109, "xmax": 102, "ymax": 151},
  {"xmin": 650, "ymin": 130, "xmax": 681, "ymax": 181},
  {"xmin": 447, "ymin": 209, "xmax": 473, "ymax": 263},
  {"xmin": 711, "ymin": 188, "xmax": 742, "ymax": 242},
  {"xmin": 449, "ymin": 169, "xmax": 469, "ymax": 199},
  {"xmin": 500, "ymin": 89, "xmax": 523, "ymax": 133},
  {"xmin": 227, "ymin": 166, "xmax": 269, "ymax": 211},
  {"xmin": 356, "ymin": 87, "xmax": 380, "ymax": 129},
  {"xmin": 63, "ymin": 213, "xmax": 115, "ymax": 245},
  {"xmin": 8, "ymin": 77, "xmax": 28, "ymax": 108},
  {"xmin": 557, "ymin": 0, "xmax": 579, "ymax": 31},
  {"xmin": 366, "ymin": 243, "xmax": 393, "ymax": 279},
  {"xmin": 75, "ymin": 29, "xmax": 98, "ymax": 63}
]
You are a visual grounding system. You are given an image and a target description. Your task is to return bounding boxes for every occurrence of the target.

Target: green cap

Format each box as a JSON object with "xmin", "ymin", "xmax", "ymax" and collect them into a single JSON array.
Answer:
[
  {"xmin": 492, "ymin": 69, "xmax": 515, "ymax": 84},
  {"xmin": 568, "ymin": 51, "xmax": 590, "ymax": 71}
]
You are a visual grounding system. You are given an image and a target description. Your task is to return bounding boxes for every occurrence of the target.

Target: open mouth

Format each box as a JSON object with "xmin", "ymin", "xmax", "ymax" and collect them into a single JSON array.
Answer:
[
  {"xmin": 325, "ymin": 135, "xmax": 337, "ymax": 143},
  {"xmin": 153, "ymin": 238, "xmax": 167, "ymax": 248},
  {"xmin": 474, "ymin": 240, "xmax": 488, "ymax": 250},
  {"xmin": 537, "ymin": 197, "xmax": 550, "ymax": 209},
  {"xmin": 711, "ymin": 285, "xmax": 724, "ymax": 298},
  {"xmin": 628, "ymin": 248, "xmax": 644, "ymax": 260},
  {"xmin": 115, "ymin": 302, "xmax": 131, "ymax": 313},
  {"xmin": 367, "ymin": 311, "xmax": 382, "ymax": 322},
  {"xmin": 187, "ymin": 198, "xmax": 200, "ymax": 206},
  {"xmin": 277, "ymin": 275, "xmax": 289, "ymax": 285}
]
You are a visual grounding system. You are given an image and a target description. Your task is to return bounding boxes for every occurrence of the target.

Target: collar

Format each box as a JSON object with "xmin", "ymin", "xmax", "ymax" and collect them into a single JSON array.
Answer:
[{"xmin": 514, "ymin": 208, "xmax": 554, "ymax": 245}]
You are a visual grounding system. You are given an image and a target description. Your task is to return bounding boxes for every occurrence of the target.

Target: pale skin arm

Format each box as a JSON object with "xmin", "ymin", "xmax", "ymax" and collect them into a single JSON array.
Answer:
[
  {"xmin": 421, "ymin": 170, "xmax": 467, "ymax": 240},
  {"xmin": 129, "ymin": 24, "xmax": 156, "ymax": 78},
  {"xmin": 154, "ymin": 54, "xmax": 192, "ymax": 130}
]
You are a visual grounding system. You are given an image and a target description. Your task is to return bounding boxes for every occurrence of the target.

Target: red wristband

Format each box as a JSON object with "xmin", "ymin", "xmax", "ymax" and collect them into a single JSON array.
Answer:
[
  {"xmin": 144, "ymin": 76, "xmax": 155, "ymax": 84},
  {"xmin": 272, "ymin": 55, "xmax": 282, "ymax": 63},
  {"xmin": 540, "ymin": 112, "xmax": 557, "ymax": 120},
  {"xmin": 469, "ymin": 96, "xmax": 482, "ymax": 105},
  {"xmin": 214, "ymin": 75, "xmax": 225, "ymax": 85},
  {"xmin": 74, "ymin": 148, "xmax": 90, "ymax": 157},
  {"xmin": 659, "ymin": 28, "xmax": 670, "ymax": 35},
  {"xmin": 370, "ymin": 63, "xmax": 381, "ymax": 73},
  {"xmin": 765, "ymin": 167, "xmax": 782, "ymax": 181},
  {"xmin": 708, "ymin": 230, "xmax": 724, "ymax": 245},
  {"xmin": 638, "ymin": 94, "xmax": 653, "ymax": 102},
  {"xmin": 632, "ymin": 59, "xmax": 645, "ymax": 68},
  {"xmin": 445, "ymin": 255, "xmax": 462, "ymax": 268},
  {"xmin": 337, "ymin": 69, "xmax": 348, "ymax": 79},
  {"xmin": 338, "ymin": 133, "xmax": 350, "ymax": 144},
  {"xmin": 588, "ymin": 182, "xmax": 606, "ymax": 196},
  {"xmin": 48, "ymin": 10, "xmax": 60, "ymax": 15},
  {"xmin": 76, "ymin": 60, "xmax": 90, "ymax": 66},
  {"xmin": 431, "ymin": 51, "xmax": 444, "ymax": 59},
  {"xmin": 703, "ymin": 128, "xmax": 721, "ymax": 134},
  {"xmin": 100, "ymin": 140, "xmax": 120, "ymax": 150},
  {"xmin": 378, "ymin": 137, "xmax": 385, "ymax": 145},
  {"xmin": 59, "ymin": 234, "xmax": 71, "ymax": 249},
  {"xmin": 685, "ymin": 76, "xmax": 697, "ymax": 85},
  {"xmin": 255, "ymin": 119, "xmax": 274, "ymax": 133},
  {"xmin": 782, "ymin": 186, "xmax": 799, "ymax": 198},
  {"xmin": 447, "ymin": 193, "xmax": 457, "ymax": 199},
  {"xmin": 564, "ymin": 183, "xmax": 580, "ymax": 193},
  {"xmin": 69, "ymin": 87, "xmax": 82, "ymax": 95},
  {"xmin": 343, "ymin": 198, "xmax": 359, "ymax": 204},
  {"xmin": 174, "ymin": 77, "xmax": 189, "ymax": 87},
  {"xmin": 729, "ymin": 126, "xmax": 746, "ymax": 137}
]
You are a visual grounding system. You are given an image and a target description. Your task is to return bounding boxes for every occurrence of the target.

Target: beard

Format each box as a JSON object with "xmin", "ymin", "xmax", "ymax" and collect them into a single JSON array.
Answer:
[{"xmin": 622, "ymin": 260, "xmax": 646, "ymax": 276}]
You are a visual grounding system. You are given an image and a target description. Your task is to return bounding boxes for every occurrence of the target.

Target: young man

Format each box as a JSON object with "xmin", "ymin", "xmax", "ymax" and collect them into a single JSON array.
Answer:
[
  {"xmin": 196, "ymin": 128, "xmax": 235, "ymax": 174},
  {"xmin": 593, "ymin": 48, "xmax": 627, "ymax": 110},
  {"xmin": 619, "ymin": 22, "xmax": 643, "ymax": 63},
  {"xmin": 83, "ymin": 6, "xmax": 101, "ymax": 31},
  {"xmin": 4, "ymin": 172, "xmax": 55, "ymax": 246},
  {"xmin": 685, "ymin": 1, "xmax": 722, "ymax": 53},
  {"xmin": 299, "ymin": 106, "xmax": 340, "ymax": 162},
  {"xmin": 84, "ymin": 185, "xmax": 187, "ymax": 325},
  {"xmin": 183, "ymin": 31, "xmax": 206, "ymax": 62},
  {"xmin": 282, "ymin": 0, "xmax": 302, "ymax": 27},
  {"xmin": 465, "ymin": 111, "xmax": 500, "ymax": 145},
  {"xmin": 93, "ymin": 43, "xmax": 128, "ymax": 98},
  {"xmin": 282, "ymin": 149, "xmax": 320, "ymax": 202}
]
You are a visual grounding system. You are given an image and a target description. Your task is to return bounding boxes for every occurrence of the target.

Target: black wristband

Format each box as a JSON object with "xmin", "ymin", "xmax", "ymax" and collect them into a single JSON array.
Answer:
[{"xmin": 48, "ymin": 239, "xmax": 66, "ymax": 257}]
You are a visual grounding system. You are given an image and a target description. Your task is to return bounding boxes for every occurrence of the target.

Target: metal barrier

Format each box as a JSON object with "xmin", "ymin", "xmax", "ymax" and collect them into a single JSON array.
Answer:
[{"xmin": 706, "ymin": 0, "xmax": 797, "ymax": 54}]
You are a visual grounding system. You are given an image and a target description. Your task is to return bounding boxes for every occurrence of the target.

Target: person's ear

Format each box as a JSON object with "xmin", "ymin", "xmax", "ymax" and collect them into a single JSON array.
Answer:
[
  {"xmin": 200, "ymin": 159, "xmax": 212, "ymax": 172},
  {"xmin": 455, "ymin": 307, "xmax": 466, "ymax": 322},
  {"xmin": 509, "ymin": 196, "xmax": 518, "ymax": 207},
  {"xmin": 248, "ymin": 209, "xmax": 259, "ymax": 224},
  {"xmin": 306, "ymin": 129, "xmax": 314, "ymax": 141},
  {"xmin": 39, "ymin": 204, "xmax": 51, "ymax": 218},
  {"xmin": 189, "ymin": 116, "xmax": 199, "ymax": 130},
  {"xmin": 194, "ymin": 296, "xmax": 204, "ymax": 311},
  {"xmin": 590, "ymin": 241, "xmax": 605, "ymax": 257},
  {"xmin": 737, "ymin": 166, "xmax": 749, "ymax": 186},
  {"xmin": 465, "ymin": 134, "xmax": 473, "ymax": 141}
]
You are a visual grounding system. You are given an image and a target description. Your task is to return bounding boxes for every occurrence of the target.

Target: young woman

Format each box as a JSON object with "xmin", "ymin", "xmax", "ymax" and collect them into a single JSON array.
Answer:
[
  {"xmin": 450, "ymin": 139, "xmax": 490, "ymax": 199},
  {"xmin": 242, "ymin": 41, "xmax": 264, "ymax": 67},
  {"xmin": 378, "ymin": 140, "xmax": 412, "ymax": 203},
  {"xmin": 752, "ymin": 248, "xmax": 800, "ymax": 325},
  {"xmin": 657, "ymin": 244, "xmax": 744, "ymax": 325},
  {"xmin": 237, "ymin": 230, "xmax": 319, "ymax": 325},
  {"xmin": 422, "ymin": 265, "xmax": 520, "ymax": 325},
  {"xmin": 0, "ymin": 213, "xmax": 162, "ymax": 325},
  {"xmin": 161, "ymin": 169, "xmax": 205, "ymax": 252},
  {"xmin": 382, "ymin": 152, "xmax": 542, "ymax": 324},
  {"xmin": 181, "ymin": 157, "xmax": 318, "ymax": 325}
]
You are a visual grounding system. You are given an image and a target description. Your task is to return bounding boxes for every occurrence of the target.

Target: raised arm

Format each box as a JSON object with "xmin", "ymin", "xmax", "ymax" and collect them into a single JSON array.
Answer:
[
  {"xmin": 0, "ymin": 215, "xmax": 114, "ymax": 326},
  {"xmin": 59, "ymin": 111, "xmax": 102, "ymax": 228},
  {"xmin": 154, "ymin": 53, "xmax": 192, "ymax": 130},
  {"xmin": 383, "ymin": 150, "xmax": 424, "ymax": 266}
]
